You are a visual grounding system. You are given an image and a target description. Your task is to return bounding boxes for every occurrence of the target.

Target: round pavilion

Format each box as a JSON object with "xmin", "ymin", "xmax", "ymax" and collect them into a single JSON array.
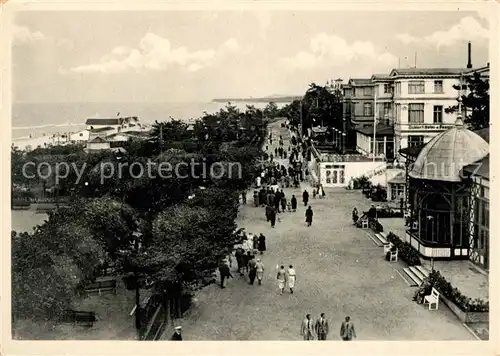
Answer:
[{"xmin": 406, "ymin": 118, "xmax": 489, "ymax": 259}]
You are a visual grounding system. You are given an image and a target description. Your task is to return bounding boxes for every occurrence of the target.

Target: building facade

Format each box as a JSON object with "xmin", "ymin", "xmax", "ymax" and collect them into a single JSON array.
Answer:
[{"xmin": 391, "ymin": 68, "xmax": 468, "ymax": 157}]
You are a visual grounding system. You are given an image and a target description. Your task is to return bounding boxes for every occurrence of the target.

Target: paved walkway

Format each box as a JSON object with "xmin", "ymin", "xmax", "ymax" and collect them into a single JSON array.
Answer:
[{"xmin": 163, "ymin": 120, "xmax": 475, "ymax": 341}]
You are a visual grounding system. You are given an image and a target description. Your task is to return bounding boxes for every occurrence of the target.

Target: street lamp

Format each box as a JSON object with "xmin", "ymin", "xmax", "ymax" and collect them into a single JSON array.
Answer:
[
  {"xmin": 132, "ymin": 230, "xmax": 143, "ymax": 340},
  {"xmin": 426, "ymin": 215, "xmax": 435, "ymax": 271}
]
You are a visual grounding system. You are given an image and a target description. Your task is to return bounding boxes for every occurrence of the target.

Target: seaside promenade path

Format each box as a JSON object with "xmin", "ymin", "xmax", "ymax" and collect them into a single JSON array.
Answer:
[{"xmin": 162, "ymin": 119, "xmax": 474, "ymax": 341}]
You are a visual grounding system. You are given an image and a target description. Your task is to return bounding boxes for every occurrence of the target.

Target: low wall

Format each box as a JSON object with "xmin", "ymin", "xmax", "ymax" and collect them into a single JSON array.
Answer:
[{"xmin": 440, "ymin": 294, "xmax": 489, "ymax": 324}]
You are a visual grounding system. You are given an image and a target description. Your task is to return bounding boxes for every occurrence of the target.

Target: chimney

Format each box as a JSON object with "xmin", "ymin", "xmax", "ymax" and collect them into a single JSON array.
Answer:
[{"xmin": 467, "ymin": 41, "xmax": 472, "ymax": 69}]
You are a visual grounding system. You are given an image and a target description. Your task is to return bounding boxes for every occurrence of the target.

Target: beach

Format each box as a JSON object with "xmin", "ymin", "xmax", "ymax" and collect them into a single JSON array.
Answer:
[{"xmin": 11, "ymin": 101, "xmax": 289, "ymax": 150}]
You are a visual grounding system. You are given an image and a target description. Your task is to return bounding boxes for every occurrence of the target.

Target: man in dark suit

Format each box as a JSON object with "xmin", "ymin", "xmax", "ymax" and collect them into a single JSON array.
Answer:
[
  {"xmin": 170, "ymin": 326, "xmax": 183, "ymax": 340},
  {"xmin": 300, "ymin": 313, "xmax": 314, "ymax": 340},
  {"xmin": 315, "ymin": 313, "xmax": 329, "ymax": 340},
  {"xmin": 340, "ymin": 316, "xmax": 356, "ymax": 341},
  {"xmin": 219, "ymin": 262, "xmax": 233, "ymax": 289}
]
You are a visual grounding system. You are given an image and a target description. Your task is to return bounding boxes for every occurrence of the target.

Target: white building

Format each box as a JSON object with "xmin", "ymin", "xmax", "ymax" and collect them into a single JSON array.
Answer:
[
  {"xmin": 391, "ymin": 67, "xmax": 468, "ymax": 156},
  {"xmin": 85, "ymin": 136, "xmax": 111, "ymax": 152},
  {"xmin": 69, "ymin": 130, "xmax": 89, "ymax": 143}
]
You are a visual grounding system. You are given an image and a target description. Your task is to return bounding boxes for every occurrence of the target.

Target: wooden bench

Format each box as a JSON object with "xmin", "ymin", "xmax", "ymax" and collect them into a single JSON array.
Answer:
[
  {"xmin": 424, "ymin": 287, "xmax": 440, "ymax": 310},
  {"xmin": 60, "ymin": 310, "xmax": 97, "ymax": 327},
  {"xmin": 85, "ymin": 277, "xmax": 117, "ymax": 295}
]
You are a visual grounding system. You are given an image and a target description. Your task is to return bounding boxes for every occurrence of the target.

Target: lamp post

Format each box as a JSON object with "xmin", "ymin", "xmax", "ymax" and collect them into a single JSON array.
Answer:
[
  {"xmin": 426, "ymin": 215, "xmax": 435, "ymax": 271},
  {"xmin": 132, "ymin": 230, "xmax": 143, "ymax": 340}
]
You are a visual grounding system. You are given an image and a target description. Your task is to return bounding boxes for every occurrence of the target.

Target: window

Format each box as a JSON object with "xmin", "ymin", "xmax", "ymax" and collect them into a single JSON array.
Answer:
[
  {"xmin": 391, "ymin": 183, "xmax": 405, "ymax": 200},
  {"xmin": 408, "ymin": 103, "xmax": 424, "ymax": 123},
  {"xmin": 396, "ymin": 104, "xmax": 401, "ymax": 123},
  {"xmin": 363, "ymin": 102, "xmax": 373, "ymax": 116},
  {"xmin": 408, "ymin": 80, "xmax": 425, "ymax": 94},
  {"xmin": 395, "ymin": 82, "xmax": 401, "ymax": 95},
  {"xmin": 363, "ymin": 87, "xmax": 373, "ymax": 96},
  {"xmin": 434, "ymin": 80, "xmax": 443, "ymax": 93},
  {"xmin": 433, "ymin": 105, "xmax": 443, "ymax": 123},
  {"xmin": 408, "ymin": 135, "xmax": 424, "ymax": 148},
  {"xmin": 383, "ymin": 103, "xmax": 392, "ymax": 118},
  {"xmin": 384, "ymin": 84, "xmax": 392, "ymax": 94}
]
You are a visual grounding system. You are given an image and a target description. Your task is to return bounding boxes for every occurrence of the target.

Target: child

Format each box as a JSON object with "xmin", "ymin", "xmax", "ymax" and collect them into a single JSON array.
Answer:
[{"xmin": 287, "ymin": 201, "xmax": 292, "ymax": 212}]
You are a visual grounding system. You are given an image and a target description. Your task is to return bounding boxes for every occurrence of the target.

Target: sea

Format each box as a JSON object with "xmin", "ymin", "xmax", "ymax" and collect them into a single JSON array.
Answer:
[{"xmin": 11, "ymin": 101, "xmax": 290, "ymax": 140}]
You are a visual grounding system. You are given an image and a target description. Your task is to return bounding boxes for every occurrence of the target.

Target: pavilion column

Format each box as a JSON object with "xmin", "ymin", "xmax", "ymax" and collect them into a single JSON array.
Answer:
[{"xmin": 450, "ymin": 185, "xmax": 456, "ymax": 257}]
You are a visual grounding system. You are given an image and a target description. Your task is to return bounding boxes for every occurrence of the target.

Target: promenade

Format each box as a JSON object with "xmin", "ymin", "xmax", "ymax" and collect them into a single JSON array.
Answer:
[{"xmin": 162, "ymin": 120, "xmax": 475, "ymax": 341}]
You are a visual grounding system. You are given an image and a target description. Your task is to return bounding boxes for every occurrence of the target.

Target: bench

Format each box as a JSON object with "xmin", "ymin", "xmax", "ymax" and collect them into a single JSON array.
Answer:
[
  {"xmin": 384, "ymin": 242, "xmax": 394, "ymax": 255},
  {"xmin": 85, "ymin": 277, "xmax": 117, "ymax": 295},
  {"xmin": 60, "ymin": 310, "xmax": 97, "ymax": 327},
  {"xmin": 389, "ymin": 249, "xmax": 398, "ymax": 262},
  {"xmin": 424, "ymin": 287, "xmax": 440, "ymax": 310}
]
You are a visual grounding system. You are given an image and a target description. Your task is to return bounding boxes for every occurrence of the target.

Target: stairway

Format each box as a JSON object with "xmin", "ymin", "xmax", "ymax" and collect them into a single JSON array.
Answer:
[
  {"xmin": 365, "ymin": 230, "xmax": 389, "ymax": 247},
  {"xmin": 397, "ymin": 265, "xmax": 430, "ymax": 287}
]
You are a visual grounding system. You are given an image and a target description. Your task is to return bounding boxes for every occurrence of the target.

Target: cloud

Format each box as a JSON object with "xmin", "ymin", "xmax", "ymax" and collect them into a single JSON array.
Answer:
[
  {"xmin": 395, "ymin": 33, "xmax": 418, "ymax": 45},
  {"xmin": 282, "ymin": 33, "xmax": 398, "ymax": 69},
  {"xmin": 13, "ymin": 24, "xmax": 45, "ymax": 43},
  {"xmin": 396, "ymin": 16, "xmax": 488, "ymax": 48},
  {"xmin": 69, "ymin": 33, "xmax": 244, "ymax": 74},
  {"xmin": 255, "ymin": 11, "xmax": 272, "ymax": 39}
]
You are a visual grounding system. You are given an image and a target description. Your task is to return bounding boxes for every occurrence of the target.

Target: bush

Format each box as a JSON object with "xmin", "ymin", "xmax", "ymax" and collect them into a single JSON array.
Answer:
[
  {"xmin": 11, "ymin": 199, "xmax": 31, "ymax": 207},
  {"xmin": 370, "ymin": 219, "xmax": 384, "ymax": 233},
  {"xmin": 386, "ymin": 232, "xmax": 421, "ymax": 266},
  {"xmin": 352, "ymin": 176, "xmax": 370, "ymax": 189},
  {"xmin": 427, "ymin": 270, "xmax": 489, "ymax": 312}
]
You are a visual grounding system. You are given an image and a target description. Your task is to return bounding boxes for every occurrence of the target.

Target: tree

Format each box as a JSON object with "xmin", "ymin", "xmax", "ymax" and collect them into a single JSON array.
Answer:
[
  {"xmin": 445, "ymin": 71, "xmax": 489, "ymax": 130},
  {"xmin": 263, "ymin": 102, "xmax": 280, "ymax": 119}
]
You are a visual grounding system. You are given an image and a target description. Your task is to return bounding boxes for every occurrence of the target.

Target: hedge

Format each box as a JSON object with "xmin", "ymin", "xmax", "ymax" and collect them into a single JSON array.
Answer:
[
  {"xmin": 427, "ymin": 270, "xmax": 489, "ymax": 312},
  {"xmin": 386, "ymin": 232, "xmax": 421, "ymax": 266}
]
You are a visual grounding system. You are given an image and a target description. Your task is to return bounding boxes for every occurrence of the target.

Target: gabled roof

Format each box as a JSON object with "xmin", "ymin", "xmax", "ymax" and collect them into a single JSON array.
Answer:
[
  {"xmin": 388, "ymin": 171, "xmax": 406, "ymax": 184},
  {"xmin": 88, "ymin": 136, "xmax": 108, "ymax": 143},
  {"xmin": 356, "ymin": 124, "xmax": 394, "ymax": 136},
  {"xmin": 86, "ymin": 118, "xmax": 122, "ymax": 126},
  {"xmin": 90, "ymin": 126, "xmax": 115, "ymax": 133},
  {"xmin": 371, "ymin": 74, "xmax": 392, "ymax": 81},
  {"xmin": 389, "ymin": 68, "xmax": 472, "ymax": 78},
  {"xmin": 348, "ymin": 78, "xmax": 374, "ymax": 86}
]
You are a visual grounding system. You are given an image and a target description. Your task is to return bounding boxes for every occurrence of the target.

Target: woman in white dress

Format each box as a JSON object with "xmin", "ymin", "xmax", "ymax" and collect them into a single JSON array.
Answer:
[
  {"xmin": 276, "ymin": 265, "xmax": 286, "ymax": 294},
  {"xmin": 287, "ymin": 265, "xmax": 296, "ymax": 294}
]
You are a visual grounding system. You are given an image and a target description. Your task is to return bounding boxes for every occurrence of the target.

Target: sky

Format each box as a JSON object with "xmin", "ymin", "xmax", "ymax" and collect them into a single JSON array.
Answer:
[{"xmin": 12, "ymin": 10, "xmax": 489, "ymax": 103}]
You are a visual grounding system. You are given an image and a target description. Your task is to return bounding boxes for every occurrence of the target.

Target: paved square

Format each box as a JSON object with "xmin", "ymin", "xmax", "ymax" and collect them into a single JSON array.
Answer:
[{"xmin": 162, "ymin": 121, "xmax": 475, "ymax": 341}]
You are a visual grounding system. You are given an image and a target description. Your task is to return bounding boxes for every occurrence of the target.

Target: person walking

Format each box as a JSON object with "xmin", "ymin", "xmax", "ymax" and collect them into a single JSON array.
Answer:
[
  {"xmin": 170, "ymin": 326, "xmax": 183, "ymax": 340},
  {"xmin": 291, "ymin": 195, "xmax": 297, "ymax": 212},
  {"xmin": 280, "ymin": 194, "xmax": 287, "ymax": 212},
  {"xmin": 315, "ymin": 313, "xmax": 329, "ymax": 340},
  {"xmin": 235, "ymin": 247, "xmax": 244, "ymax": 276},
  {"xmin": 247, "ymin": 255, "xmax": 257, "ymax": 285},
  {"xmin": 300, "ymin": 314, "xmax": 315, "ymax": 340},
  {"xmin": 257, "ymin": 233, "xmax": 266, "ymax": 254},
  {"xmin": 276, "ymin": 265, "xmax": 286, "ymax": 294},
  {"xmin": 340, "ymin": 316, "xmax": 356, "ymax": 341},
  {"xmin": 302, "ymin": 190, "xmax": 309, "ymax": 206},
  {"xmin": 255, "ymin": 258, "xmax": 265, "ymax": 285},
  {"xmin": 269, "ymin": 206, "xmax": 276, "ymax": 228},
  {"xmin": 265, "ymin": 204, "xmax": 272, "ymax": 222},
  {"xmin": 352, "ymin": 207, "xmax": 359, "ymax": 224},
  {"xmin": 241, "ymin": 191, "xmax": 247, "ymax": 204},
  {"xmin": 287, "ymin": 265, "xmax": 296, "ymax": 294},
  {"xmin": 305, "ymin": 206, "xmax": 313, "ymax": 227},
  {"xmin": 218, "ymin": 261, "xmax": 233, "ymax": 289}
]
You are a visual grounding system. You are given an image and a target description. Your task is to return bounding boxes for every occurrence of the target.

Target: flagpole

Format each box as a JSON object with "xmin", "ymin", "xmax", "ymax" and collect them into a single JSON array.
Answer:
[{"xmin": 372, "ymin": 89, "xmax": 377, "ymax": 163}]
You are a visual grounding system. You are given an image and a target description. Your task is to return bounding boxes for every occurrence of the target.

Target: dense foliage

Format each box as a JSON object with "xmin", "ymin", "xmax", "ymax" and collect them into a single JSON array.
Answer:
[
  {"xmin": 445, "ymin": 71, "xmax": 489, "ymax": 130},
  {"xmin": 386, "ymin": 232, "xmax": 421, "ymax": 266},
  {"xmin": 11, "ymin": 103, "xmax": 268, "ymax": 325},
  {"xmin": 427, "ymin": 270, "xmax": 489, "ymax": 312}
]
